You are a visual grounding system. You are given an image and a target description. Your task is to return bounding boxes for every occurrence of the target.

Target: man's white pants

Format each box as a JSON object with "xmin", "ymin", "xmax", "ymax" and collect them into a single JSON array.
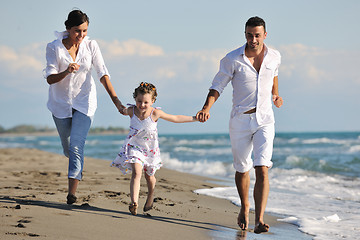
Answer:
[{"xmin": 229, "ymin": 112, "xmax": 274, "ymax": 173}]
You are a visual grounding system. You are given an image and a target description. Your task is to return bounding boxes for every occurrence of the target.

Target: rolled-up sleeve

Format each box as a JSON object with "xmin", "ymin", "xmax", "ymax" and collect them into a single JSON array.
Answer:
[
  {"xmin": 210, "ymin": 56, "xmax": 233, "ymax": 95},
  {"xmin": 90, "ymin": 40, "xmax": 110, "ymax": 80},
  {"xmin": 274, "ymin": 54, "xmax": 281, "ymax": 77},
  {"xmin": 44, "ymin": 43, "xmax": 59, "ymax": 79}
]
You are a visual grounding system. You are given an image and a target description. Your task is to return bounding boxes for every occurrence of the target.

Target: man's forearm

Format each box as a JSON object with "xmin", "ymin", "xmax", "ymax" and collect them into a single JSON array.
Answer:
[{"xmin": 202, "ymin": 89, "xmax": 220, "ymax": 111}]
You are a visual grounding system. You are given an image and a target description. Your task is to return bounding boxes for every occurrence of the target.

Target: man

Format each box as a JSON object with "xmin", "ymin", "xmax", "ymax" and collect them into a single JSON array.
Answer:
[{"xmin": 196, "ymin": 16, "xmax": 283, "ymax": 234}]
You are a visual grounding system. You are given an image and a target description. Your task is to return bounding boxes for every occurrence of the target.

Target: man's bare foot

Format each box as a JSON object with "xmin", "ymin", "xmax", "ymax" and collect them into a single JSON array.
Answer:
[
  {"xmin": 254, "ymin": 222, "xmax": 269, "ymax": 234},
  {"xmin": 237, "ymin": 205, "xmax": 249, "ymax": 230}
]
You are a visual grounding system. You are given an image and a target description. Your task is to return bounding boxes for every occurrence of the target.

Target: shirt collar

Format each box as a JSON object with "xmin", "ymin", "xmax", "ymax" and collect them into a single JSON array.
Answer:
[{"xmin": 54, "ymin": 31, "xmax": 68, "ymax": 40}]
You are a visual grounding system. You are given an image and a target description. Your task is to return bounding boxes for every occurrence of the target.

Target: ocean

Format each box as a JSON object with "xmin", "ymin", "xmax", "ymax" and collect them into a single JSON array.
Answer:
[{"xmin": 1, "ymin": 132, "xmax": 359, "ymax": 239}]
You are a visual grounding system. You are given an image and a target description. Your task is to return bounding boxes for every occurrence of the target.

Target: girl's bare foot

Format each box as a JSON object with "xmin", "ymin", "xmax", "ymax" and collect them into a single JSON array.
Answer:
[
  {"xmin": 238, "ymin": 205, "xmax": 249, "ymax": 230},
  {"xmin": 254, "ymin": 222, "xmax": 269, "ymax": 234},
  {"xmin": 129, "ymin": 202, "xmax": 138, "ymax": 215}
]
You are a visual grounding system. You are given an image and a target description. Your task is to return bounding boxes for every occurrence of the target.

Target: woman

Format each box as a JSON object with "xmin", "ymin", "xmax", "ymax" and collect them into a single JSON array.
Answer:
[{"xmin": 44, "ymin": 10, "xmax": 125, "ymax": 204}]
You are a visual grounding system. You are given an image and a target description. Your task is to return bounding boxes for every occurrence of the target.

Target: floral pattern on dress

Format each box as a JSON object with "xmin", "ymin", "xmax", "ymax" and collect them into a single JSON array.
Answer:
[{"xmin": 111, "ymin": 107, "xmax": 162, "ymax": 176}]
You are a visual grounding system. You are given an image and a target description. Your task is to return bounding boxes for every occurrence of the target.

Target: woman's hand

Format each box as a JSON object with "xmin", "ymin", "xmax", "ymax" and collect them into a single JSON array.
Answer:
[
  {"xmin": 67, "ymin": 63, "xmax": 80, "ymax": 73},
  {"xmin": 47, "ymin": 63, "xmax": 80, "ymax": 84},
  {"xmin": 119, "ymin": 106, "xmax": 128, "ymax": 115}
]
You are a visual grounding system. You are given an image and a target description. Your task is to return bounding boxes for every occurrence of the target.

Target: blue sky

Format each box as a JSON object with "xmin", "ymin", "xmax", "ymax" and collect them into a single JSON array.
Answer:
[{"xmin": 1, "ymin": 0, "xmax": 359, "ymax": 134}]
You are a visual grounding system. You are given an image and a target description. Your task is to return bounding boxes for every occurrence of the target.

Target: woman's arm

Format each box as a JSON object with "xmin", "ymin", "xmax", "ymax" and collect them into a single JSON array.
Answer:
[
  {"xmin": 90, "ymin": 40, "xmax": 126, "ymax": 114},
  {"xmin": 45, "ymin": 42, "xmax": 80, "ymax": 85},
  {"xmin": 46, "ymin": 63, "xmax": 80, "ymax": 85},
  {"xmin": 100, "ymin": 75, "xmax": 126, "ymax": 114},
  {"xmin": 154, "ymin": 109, "xmax": 197, "ymax": 123}
]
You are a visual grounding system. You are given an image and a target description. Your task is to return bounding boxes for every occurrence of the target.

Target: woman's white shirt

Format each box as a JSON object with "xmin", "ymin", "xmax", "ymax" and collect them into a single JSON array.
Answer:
[{"xmin": 44, "ymin": 31, "xmax": 110, "ymax": 118}]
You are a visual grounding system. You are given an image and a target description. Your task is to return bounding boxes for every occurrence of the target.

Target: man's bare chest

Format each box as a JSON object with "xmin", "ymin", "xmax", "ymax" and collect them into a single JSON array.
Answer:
[{"xmin": 247, "ymin": 57, "xmax": 263, "ymax": 73}]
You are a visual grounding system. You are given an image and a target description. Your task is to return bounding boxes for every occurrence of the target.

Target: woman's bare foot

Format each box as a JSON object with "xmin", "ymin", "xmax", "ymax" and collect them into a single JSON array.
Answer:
[
  {"xmin": 254, "ymin": 222, "xmax": 269, "ymax": 234},
  {"xmin": 143, "ymin": 198, "xmax": 154, "ymax": 212},
  {"xmin": 129, "ymin": 202, "xmax": 138, "ymax": 215},
  {"xmin": 238, "ymin": 205, "xmax": 249, "ymax": 230}
]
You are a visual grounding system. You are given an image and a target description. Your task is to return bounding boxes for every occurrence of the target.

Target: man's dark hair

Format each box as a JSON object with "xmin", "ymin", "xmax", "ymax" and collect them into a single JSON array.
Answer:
[{"xmin": 245, "ymin": 16, "xmax": 266, "ymax": 32}]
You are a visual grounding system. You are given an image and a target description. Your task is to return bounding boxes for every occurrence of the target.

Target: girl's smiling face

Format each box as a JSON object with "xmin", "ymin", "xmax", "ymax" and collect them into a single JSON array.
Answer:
[{"xmin": 135, "ymin": 93, "xmax": 154, "ymax": 114}]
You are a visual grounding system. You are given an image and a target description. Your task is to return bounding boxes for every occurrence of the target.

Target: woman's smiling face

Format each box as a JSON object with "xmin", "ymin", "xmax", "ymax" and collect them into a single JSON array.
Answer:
[{"xmin": 67, "ymin": 22, "xmax": 88, "ymax": 44}]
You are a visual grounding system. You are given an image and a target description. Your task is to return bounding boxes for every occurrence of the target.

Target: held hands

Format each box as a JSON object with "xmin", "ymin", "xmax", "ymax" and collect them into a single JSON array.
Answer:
[
  {"xmin": 114, "ymin": 98, "xmax": 127, "ymax": 115},
  {"xmin": 196, "ymin": 94, "xmax": 282, "ymax": 123},
  {"xmin": 119, "ymin": 106, "xmax": 128, "ymax": 115},
  {"xmin": 273, "ymin": 95, "xmax": 283, "ymax": 108},
  {"xmin": 109, "ymin": 95, "xmax": 127, "ymax": 115},
  {"xmin": 196, "ymin": 110, "xmax": 210, "ymax": 123}
]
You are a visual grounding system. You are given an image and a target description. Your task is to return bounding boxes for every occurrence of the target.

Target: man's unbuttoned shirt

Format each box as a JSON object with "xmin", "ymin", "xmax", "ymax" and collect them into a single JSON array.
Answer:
[{"xmin": 210, "ymin": 43, "xmax": 281, "ymax": 125}]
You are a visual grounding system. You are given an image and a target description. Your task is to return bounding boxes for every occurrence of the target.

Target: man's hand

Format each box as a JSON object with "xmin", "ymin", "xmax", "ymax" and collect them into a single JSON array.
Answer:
[
  {"xmin": 196, "ymin": 89, "xmax": 219, "ymax": 122},
  {"xmin": 196, "ymin": 110, "xmax": 210, "ymax": 123},
  {"xmin": 273, "ymin": 95, "xmax": 283, "ymax": 108}
]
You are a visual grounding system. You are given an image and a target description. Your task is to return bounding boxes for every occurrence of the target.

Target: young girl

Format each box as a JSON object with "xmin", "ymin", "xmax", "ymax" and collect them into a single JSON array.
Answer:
[{"xmin": 111, "ymin": 82, "xmax": 197, "ymax": 215}]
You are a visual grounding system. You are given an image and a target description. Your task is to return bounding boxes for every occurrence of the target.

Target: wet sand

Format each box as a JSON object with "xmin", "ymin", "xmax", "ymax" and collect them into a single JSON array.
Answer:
[{"xmin": 0, "ymin": 148, "xmax": 311, "ymax": 239}]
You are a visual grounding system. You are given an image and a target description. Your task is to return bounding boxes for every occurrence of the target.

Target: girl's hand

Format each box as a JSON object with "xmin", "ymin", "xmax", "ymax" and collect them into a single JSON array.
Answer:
[{"xmin": 67, "ymin": 63, "xmax": 80, "ymax": 73}]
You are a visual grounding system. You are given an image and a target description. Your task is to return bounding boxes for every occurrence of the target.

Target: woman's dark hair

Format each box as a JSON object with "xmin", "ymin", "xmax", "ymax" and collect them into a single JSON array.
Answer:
[
  {"xmin": 65, "ymin": 10, "xmax": 89, "ymax": 29},
  {"xmin": 133, "ymin": 82, "xmax": 158, "ymax": 102}
]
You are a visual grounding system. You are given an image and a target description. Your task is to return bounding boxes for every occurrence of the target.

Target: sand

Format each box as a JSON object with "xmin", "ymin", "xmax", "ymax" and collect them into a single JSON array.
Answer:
[{"xmin": 0, "ymin": 148, "xmax": 310, "ymax": 239}]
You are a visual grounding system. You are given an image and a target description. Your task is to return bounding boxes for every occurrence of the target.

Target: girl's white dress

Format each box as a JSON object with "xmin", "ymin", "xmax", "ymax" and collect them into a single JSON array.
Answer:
[{"xmin": 111, "ymin": 107, "xmax": 162, "ymax": 176}]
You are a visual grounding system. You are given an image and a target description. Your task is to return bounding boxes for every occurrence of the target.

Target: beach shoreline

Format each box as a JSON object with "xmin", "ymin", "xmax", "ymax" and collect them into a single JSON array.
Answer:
[{"xmin": 0, "ymin": 148, "xmax": 310, "ymax": 239}]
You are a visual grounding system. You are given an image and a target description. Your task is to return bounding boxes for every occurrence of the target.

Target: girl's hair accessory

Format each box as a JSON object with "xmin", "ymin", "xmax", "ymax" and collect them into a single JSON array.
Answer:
[{"xmin": 133, "ymin": 82, "xmax": 158, "ymax": 102}]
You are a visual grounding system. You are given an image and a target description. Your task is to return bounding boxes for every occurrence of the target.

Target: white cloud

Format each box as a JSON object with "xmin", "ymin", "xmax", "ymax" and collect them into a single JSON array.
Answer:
[
  {"xmin": 0, "ymin": 46, "xmax": 17, "ymax": 60},
  {"xmin": 91, "ymin": 39, "xmax": 227, "ymax": 102},
  {"xmin": 1, "ymin": 39, "xmax": 359, "ymax": 132},
  {"xmin": 175, "ymin": 50, "xmax": 225, "ymax": 65},
  {"xmin": 154, "ymin": 68, "xmax": 176, "ymax": 79},
  {"xmin": 0, "ymin": 44, "xmax": 44, "ymax": 75},
  {"xmin": 277, "ymin": 44, "xmax": 360, "ymax": 88},
  {"xmin": 279, "ymin": 43, "xmax": 323, "ymax": 58},
  {"xmin": 0, "ymin": 44, "xmax": 46, "ymax": 96},
  {"xmin": 1, "ymin": 40, "xmax": 358, "ymax": 97},
  {"xmin": 97, "ymin": 39, "xmax": 164, "ymax": 58},
  {"xmin": 305, "ymin": 65, "xmax": 326, "ymax": 82}
]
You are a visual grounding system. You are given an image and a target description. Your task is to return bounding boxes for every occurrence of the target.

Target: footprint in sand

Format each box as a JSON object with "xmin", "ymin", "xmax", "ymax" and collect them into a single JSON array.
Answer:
[
  {"xmin": 15, "ymin": 217, "xmax": 32, "ymax": 228},
  {"xmin": 18, "ymin": 219, "xmax": 31, "ymax": 224},
  {"xmin": 102, "ymin": 190, "xmax": 127, "ymax": 199},
  {"xmin": 153, "ymin": 197, "xmax": 177, "ymax": 207},
  {"xmin": 6, "ymin": 232, "xmax": 40, "ymax": 237}
]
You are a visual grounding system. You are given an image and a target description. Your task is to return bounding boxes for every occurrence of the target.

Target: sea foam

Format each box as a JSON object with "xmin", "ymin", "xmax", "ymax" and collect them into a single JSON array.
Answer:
[{"xmin": 194, "ymin": 167, "xmax": 360, "ymax": 240}]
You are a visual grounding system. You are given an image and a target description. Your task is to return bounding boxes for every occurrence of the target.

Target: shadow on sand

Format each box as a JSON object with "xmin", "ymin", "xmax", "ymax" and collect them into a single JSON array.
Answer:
[
  {"xmin": 1, "ymin": 196, "xmax": 313, "ymax": 240},
  {"xmin": 0, "ymin": 196, "xmax": 236, "ymax": 234}
]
